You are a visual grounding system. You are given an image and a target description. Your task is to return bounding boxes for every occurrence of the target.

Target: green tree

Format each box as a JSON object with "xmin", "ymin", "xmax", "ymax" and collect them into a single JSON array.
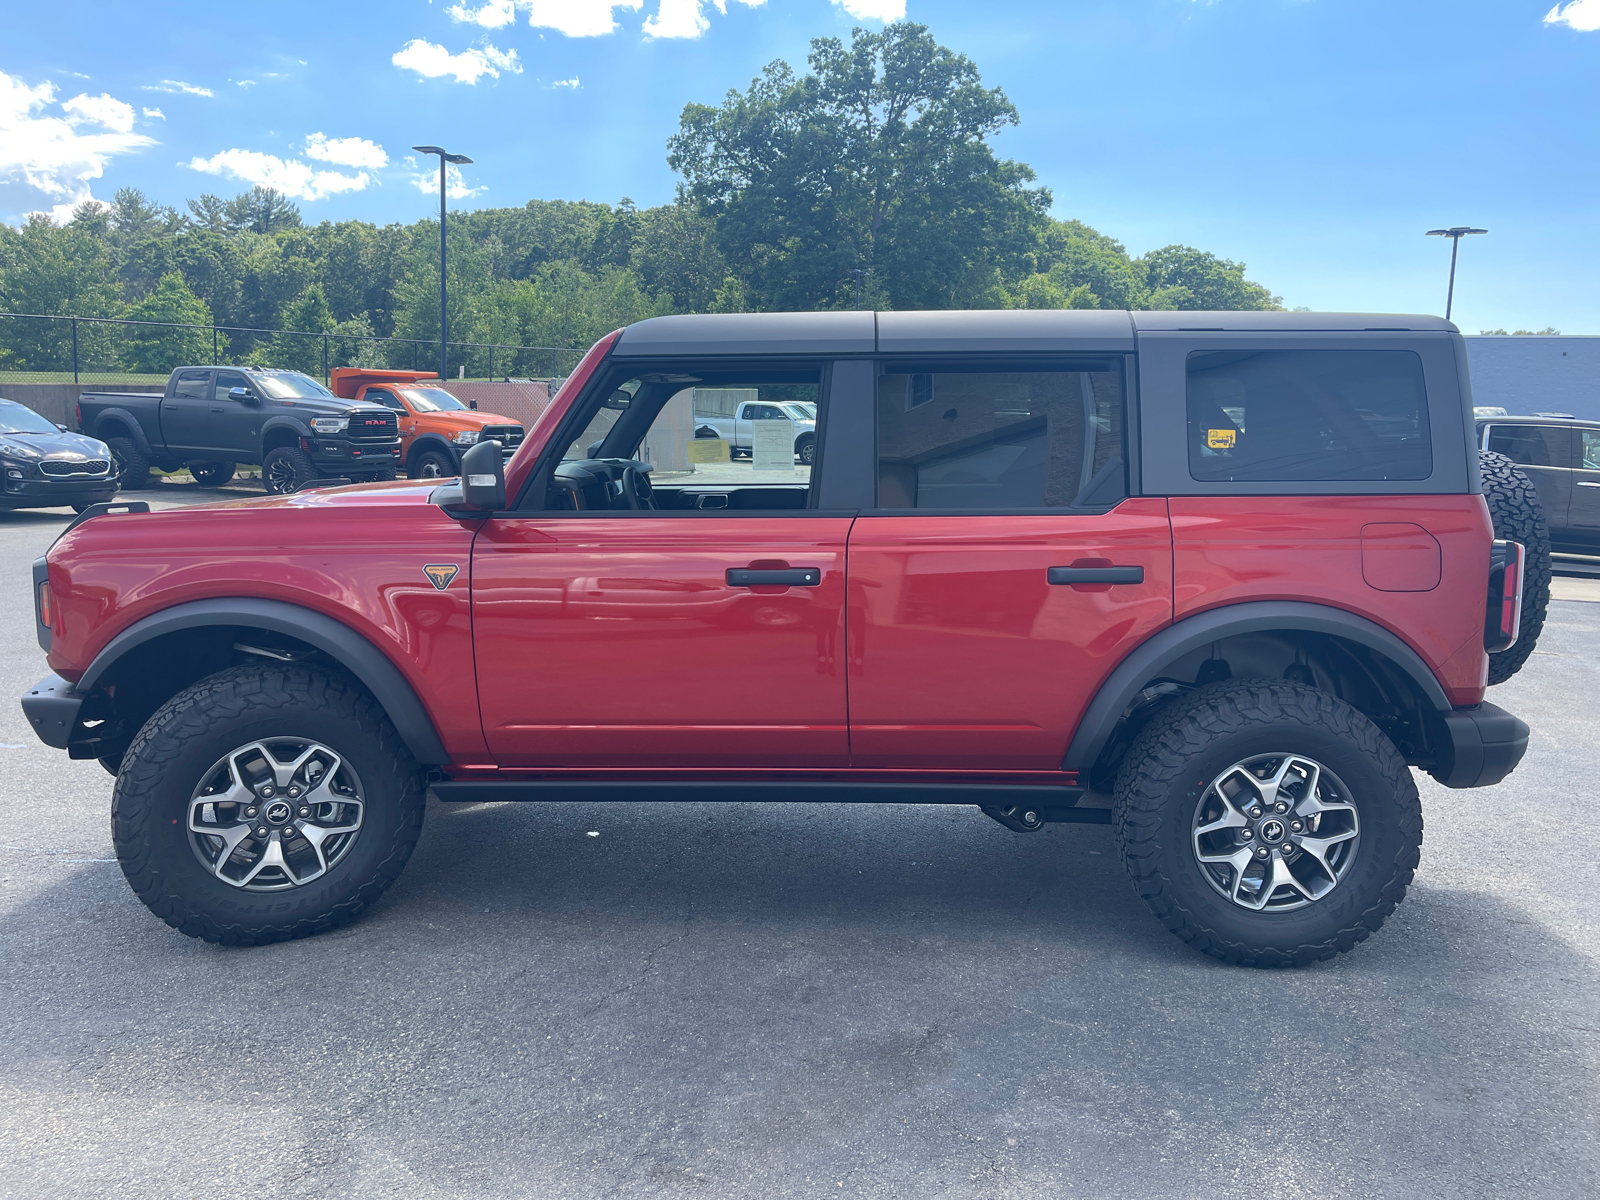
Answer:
[
  {"xmin": 1138, "ymin": 245, "xmax": 1280, "ymax": 311},
  {"xmin": 0, "ymin": 215, "xmax": 123, "ymax": 372},
  {"xmin": 266, "ymin": 285, "xmax": 335, "ymax": 374},
  {"xmin": 669, "ymin": 22, "xmax": 1047, "ymax": 311},
  {"xmin": 124, "ymin": 272, "xmax": 212, "ymax": 373}
]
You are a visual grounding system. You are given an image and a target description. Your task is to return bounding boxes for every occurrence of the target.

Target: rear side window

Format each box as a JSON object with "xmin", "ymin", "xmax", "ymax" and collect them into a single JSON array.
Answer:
[
  {"xmin": 1187, "ymin": 350, "xmax": 1432, "ymax": 482},
  {"xmin": 1486, "ymin": 424, "xmax": 1574, "ymax": 469},
  {"xmin": 172, "ymin": 369, "xmax": 211, "ymax": 401},
  {"xmin": 875, "ymin": 361, "xmax": 1125, "ymax": 509}
]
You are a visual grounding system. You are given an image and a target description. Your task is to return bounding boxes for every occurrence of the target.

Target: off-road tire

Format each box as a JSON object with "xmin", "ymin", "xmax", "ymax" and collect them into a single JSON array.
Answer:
[
  {"xmin": 190, "ymin": 461, "xmax": 236, "ymax": 487},
  {"xmin": 106, "ymin": 437, "xmax": 152, "ymax": 489},
  {"xmin": 1479, "ymin": 449, "xmax": 1551, "ymax": 684},
  {"xmin": 409, "ymin": 449, "xmax": 455, "ymax": 480},
  {"xmin": 263, "ymin": 446, "xmax": 315, "ymax": 494},
  {"xmin": 111, "ymin": 663, "xmax": 425, "ymax": 945},
  {"xmin": 368, "ymin": 467, "xmax": 398, "ymax": 483},
  {"xmin": 1114, "ymin": 679, "xmax": 1422, "ymax": 968}
]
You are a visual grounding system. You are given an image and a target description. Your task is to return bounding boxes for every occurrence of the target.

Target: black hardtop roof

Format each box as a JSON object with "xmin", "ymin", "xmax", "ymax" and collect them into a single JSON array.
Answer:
[
  {"xmin": 1476, "ymin": 413, "xmax": 1600, "ymax": 428},
  {"xmin": 612, "ymin": 310, "xmax": 1458, "ymax": 358}
]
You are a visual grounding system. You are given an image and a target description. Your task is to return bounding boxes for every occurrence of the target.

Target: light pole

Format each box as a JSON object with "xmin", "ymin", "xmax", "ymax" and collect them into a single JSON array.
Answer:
[
  {"xmin": 413, "ymin": 145, "xmax": 473, "ymax": 381},
  {"xmin": 1425, "ymin": 226, "xmax": 1487, "ymax": 322}
]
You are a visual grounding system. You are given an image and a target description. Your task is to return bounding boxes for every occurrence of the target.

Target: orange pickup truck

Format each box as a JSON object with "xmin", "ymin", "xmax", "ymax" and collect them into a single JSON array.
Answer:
[{"xmin": 329, "ymin": 369, "xmax": 525, "ymax": 480}]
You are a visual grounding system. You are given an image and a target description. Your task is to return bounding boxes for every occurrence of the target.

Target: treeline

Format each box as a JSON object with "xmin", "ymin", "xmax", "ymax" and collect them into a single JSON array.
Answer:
[{"xmin": 0, "ymin": 23, "xmax": 1281, "ymax": 378}]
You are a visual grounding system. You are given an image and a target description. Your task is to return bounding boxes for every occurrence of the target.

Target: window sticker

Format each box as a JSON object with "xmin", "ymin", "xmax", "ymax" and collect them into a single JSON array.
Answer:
[
  {"xmin": 1207, "ymin": 428, "xmax": 1237, "ymax": 450},
  {"xmin": 686, "ymin": 438, "xmax": 730, "ymax": 464}
]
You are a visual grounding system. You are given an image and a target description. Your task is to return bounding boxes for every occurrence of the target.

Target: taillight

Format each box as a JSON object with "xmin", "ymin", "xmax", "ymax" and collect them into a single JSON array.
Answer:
[
  {"xmin": 1485, "ymin": 539, "xmax": 1525, "ymax": 653},
  {"xmin": 74, "ymin": 402, "xmax": 81, "ymax": 428},
  {"xmin": 37, "ymin": 581, "xmax": 51, "ymax": 629}
]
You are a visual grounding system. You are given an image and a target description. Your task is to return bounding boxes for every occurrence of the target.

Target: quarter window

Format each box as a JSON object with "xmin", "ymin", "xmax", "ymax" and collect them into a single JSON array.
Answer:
[
  {"xmin": 1187, "ymin": 350, "xmax": 1432, "ymax": 482},
  {"xmin": 874, "ymin": 363, "xmax": 1125, "ymax": 509}
]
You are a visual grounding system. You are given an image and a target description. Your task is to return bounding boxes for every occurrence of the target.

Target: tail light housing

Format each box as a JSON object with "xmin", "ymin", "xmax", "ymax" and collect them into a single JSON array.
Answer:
[
  {"xmin": 1485, "ymin": 539, "xmax": 1525, "ymax": 653},
  {"xmin": 32, "ymin": 557, "xmax": 52, "ymax": 651}
]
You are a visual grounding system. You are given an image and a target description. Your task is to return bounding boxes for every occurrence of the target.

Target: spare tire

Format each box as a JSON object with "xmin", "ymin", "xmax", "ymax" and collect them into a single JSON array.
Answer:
[{"xmin": 1479, "ymin": 449, "xmax": 1551, "ymax": 684}]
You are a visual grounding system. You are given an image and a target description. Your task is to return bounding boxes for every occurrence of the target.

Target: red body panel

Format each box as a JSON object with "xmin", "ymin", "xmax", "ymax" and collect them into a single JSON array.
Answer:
[
  {"xmin": 471, "ymin": 516, "xmax": 851, "ymax": 767},
  {"xmin": 1169, "ymin": 495, "xmax": 1492, "ymax": 706},
  {"xmin": 844, "ymin": 500, "xmax": 1174, "ymax": 769},
  {"xmin": 45, "ymin": 481, "xmax": 491, "ymax": 760}
]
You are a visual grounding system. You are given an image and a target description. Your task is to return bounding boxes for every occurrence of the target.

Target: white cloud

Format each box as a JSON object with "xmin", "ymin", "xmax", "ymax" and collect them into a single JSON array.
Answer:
[
  {"xmin": 449, "ymin": 0, "xmax": 518, "ymax": 27},
  {"xmin": 644, "ymin": 0, "xmax": 709, "ymax": 38},
  {"xmin": 304, "ymin": 132, "xmax": 389, "ymax": 169},
  {"xmin": 526, "ymin": 0, "xmax": 644, "ymax": 37},
  {"xmin": 237, "ymin": 79, "xmax": 257, "ymax": 88},
  {"xmin": 141, "ymin": 79, "xmax": 214, "ymax": 97},
  {"xmin": 187, "ymin": 149, "xmax": 372, "ymax": 200},
  {"xmin": 0, "ymin": 71, "xmax": 156, "ymax": 218},
  {"xmin": 832, "ymin": 0, "xmax": 904, "ymax": 18},
  {"xmin": 1546, "ymin": 1, "xmax": 1600, "ymax": 31},
  {"xmin": 553, "ymin": 76, "xmax": 580, "ymax": 88},
  {"xmin": 392, "ymin": 38, "xmax": 521, "ymax": 83},
  {"xmin": 411, "ymin": 163, "xmax": 484, "ymax": 200},
  {"xmin": 61, "ymin": 92, "xmax": 136, "ymax": 133},
  {"xmin": 142, "ymin": 106, "xmax": 165, "ymax": 120}
]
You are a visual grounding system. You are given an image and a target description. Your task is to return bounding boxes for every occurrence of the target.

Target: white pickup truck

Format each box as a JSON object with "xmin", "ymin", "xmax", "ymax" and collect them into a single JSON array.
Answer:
[{"xmin": 694, "ymin": 399, "xmax": 818, "ymax": 465}]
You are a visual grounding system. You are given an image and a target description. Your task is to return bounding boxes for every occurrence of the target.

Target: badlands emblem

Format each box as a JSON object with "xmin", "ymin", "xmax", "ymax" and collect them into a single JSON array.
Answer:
[{"xmin": 422, "ymin": 563, "xmax": 460, "ymax": 591}]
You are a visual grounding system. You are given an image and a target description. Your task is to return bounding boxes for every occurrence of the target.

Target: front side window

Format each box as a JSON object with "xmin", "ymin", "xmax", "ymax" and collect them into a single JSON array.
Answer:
[
  {"xmin": 364, "ymin": 389, "xmax": 404, "ymax": 411},
  {"xmin": 214, "ymin": 370, "xmax": 250, "ymax": 398},
  {"xmin": 1187, "ymin": 349, "xmax": 1432, "ymax": 482},
  {"xmin": 874, "ymin": 362, "xmax": 1125, "ymax": 509},
  {"xmin": 1486, "ymin": 424, "xmax": 1573, "ymax": 469},
  {"xmin": 1582, "ymin": 431, "xmax": 1600, "ymax": 471}
]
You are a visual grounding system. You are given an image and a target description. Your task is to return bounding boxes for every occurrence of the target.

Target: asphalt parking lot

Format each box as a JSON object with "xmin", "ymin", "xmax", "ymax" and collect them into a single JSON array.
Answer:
[{"xmin": 1, "ymin": 487, "xmax": 1597, "ymax": 1199}]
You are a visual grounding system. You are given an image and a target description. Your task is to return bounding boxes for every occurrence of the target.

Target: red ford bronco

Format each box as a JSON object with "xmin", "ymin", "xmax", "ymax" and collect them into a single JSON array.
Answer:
[{"xmin": 22, "ymin": 311, "xmax": 1540, "ymax": 966}]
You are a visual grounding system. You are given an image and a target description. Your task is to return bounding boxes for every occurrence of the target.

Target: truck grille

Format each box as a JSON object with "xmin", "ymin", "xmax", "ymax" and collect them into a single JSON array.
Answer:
[
  {"xmin": 41, "ymin": 458, "xmax": 110, "ymax": 477},
  {"xmin": 346, "ymin": 410, "xmax": 398, "ymax": 442},
  {"xmin": 480, "ymin": 424, "xmax": 524, "ymax": 450}
]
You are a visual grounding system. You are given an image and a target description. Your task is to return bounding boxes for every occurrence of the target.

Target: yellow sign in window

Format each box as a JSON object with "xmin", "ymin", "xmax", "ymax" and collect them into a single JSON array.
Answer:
[
  {"xmin": 686, "ymin": 437, "xmax": 730, "ymax": 464},
  {"xmin": 1206, "ymin": 428, "xmax": 1237, "ymax": 450}
]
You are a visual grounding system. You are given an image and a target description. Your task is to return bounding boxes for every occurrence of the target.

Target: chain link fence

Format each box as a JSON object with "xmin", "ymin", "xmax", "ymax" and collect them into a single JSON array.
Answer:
[{"xmin": 0, "ymin": 311, "xmax": 584, "ymax": 388}]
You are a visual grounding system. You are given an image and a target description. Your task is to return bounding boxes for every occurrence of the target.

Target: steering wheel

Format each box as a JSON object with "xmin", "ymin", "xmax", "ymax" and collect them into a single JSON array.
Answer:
[{"xmin": 620, "ymin": 464, "xmax": 655, "ymax": 510}]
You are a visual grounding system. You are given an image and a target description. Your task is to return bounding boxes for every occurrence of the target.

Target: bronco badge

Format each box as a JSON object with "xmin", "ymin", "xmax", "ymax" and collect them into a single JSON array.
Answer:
[{"xmin": 422, "ymin": 563, "xmax": 460, "ymax": 590}]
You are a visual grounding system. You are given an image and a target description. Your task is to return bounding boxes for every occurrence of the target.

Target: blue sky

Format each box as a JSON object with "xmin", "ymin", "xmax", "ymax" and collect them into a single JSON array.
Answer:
[{"xmin": 3, "ymin": 0, "xmax": 1598, "ymax": 333}]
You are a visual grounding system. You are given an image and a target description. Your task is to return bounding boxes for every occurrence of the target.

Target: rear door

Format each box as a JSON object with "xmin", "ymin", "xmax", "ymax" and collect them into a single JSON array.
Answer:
[
  {"xmin": 843, "ymin": 358, "xmax": 1173, "ymax": 770},
  {"xmin": 159, "ymin": 369, "xmax": 214, "ymax": 452},
  {"xmin": 1564, "ymin": 426, "xmax": 1600, "ymax": 550},
  {"xmin": 1483, "ymin": 423, "xmax": 1575, "ymax": 544}
]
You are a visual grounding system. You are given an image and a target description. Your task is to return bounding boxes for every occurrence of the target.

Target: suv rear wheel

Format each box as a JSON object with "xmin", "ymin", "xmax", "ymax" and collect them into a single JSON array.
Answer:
[
  {"xmin": 1479, "ymin": 449, "xmax": 1551, "ymax": 685},
  {"xmin": 111, "ymin": 663, "xmax": 425, "ymax": 945},
  {"xmin": 1114, "ymin": 679, "xmax": 1421, "ymax": 968}
]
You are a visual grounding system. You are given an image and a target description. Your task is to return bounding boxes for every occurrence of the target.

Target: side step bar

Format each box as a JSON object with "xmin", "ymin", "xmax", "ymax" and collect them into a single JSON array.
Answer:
[{"xmin": 431, "ymin": 779, "xmax": 1091, "ymax": 810}]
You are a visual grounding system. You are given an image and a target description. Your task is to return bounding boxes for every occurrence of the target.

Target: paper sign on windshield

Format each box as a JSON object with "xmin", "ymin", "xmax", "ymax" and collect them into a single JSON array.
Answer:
[{"xmin": 686, "ymin": 438, "xmax": 730, "ymax": 464}]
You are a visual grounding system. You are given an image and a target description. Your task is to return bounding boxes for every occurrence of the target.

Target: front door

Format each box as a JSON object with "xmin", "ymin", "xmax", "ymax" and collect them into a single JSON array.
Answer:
[
  {"xmin": 159, "ymin": 369, "xmax": 214, "ymax": 453},
  {"xmin": 845, "ymin": 359, "xmax": 1173, "ymax": 770},
  {"xmin": 1565, "ymin": 427, "xmax": 1600, "ymax": 551},
  {"xmin": 212, "ymin": 370, "xmax": 265, "ymax": 458},
  {"xmin": 472, "ymin": 358, "xmax": 849, "ymax": 768}
]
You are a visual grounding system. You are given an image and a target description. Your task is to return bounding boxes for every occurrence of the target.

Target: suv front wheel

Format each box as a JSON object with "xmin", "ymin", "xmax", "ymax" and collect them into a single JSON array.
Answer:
[
  {"xmin": 1114, "ymin": 680, "xmax": 1422, "ymax": 968},
  {"xmin": 111, "ymin": 663, "xmax": 425, "ymax": 945}
]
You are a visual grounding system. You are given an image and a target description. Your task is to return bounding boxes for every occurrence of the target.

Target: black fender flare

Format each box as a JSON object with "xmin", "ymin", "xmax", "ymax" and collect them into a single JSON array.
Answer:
[
  {"xmin": 1062, "ymin": 600, "xmax": 1452, "ymax": 772},
  {"xmin": 407, "ymin": 435, "xmax": 460, "ymax": 471},
  {"xmin": 260, "ymin": 415, "xmax": 313, "ymax": 453},
  {"xmin": 78, "ymin": 598, "xmax": 450, "ymax": 764},
  {"xmin": 91, "ymin": 407, "xmax": 155, "ymax": 458}
]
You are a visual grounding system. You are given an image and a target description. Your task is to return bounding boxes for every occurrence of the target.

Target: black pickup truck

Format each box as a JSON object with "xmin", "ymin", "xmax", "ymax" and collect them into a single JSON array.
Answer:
[{"xmin": 77, "ymin": 367, "xmax": 402, "ymax": 494}]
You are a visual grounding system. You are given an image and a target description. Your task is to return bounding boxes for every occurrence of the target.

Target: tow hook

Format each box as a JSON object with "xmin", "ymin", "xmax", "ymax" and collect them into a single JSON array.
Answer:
[{"xmin": 983, "ymin": 804, "xmax": 1046, "ymax": 833}]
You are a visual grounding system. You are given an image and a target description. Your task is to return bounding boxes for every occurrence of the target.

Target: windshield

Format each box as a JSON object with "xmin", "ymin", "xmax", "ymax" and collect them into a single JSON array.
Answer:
[
  {"xmin": 0, "ymin": 400, "xmax": 60, "ymax": 435},
  {"xmin": 784, "ymin": 403, "xmax": 817, "ymax": 422},
  {"xmin": 399, "ymin": 387, "xmax": 469, "ymax": 413},
  {"xmin": 252, "ymin": 372, "xmax": 334, "ymax": 400}
]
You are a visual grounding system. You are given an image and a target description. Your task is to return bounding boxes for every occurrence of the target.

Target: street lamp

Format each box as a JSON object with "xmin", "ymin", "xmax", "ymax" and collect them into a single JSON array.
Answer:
[
  {"xmin": 1425, "ymin": 226, "xmax": 1487, "ymax": 322},
  {"xmin": 413, "ymin": 145, "xmax": 473, "ymax": 381}
]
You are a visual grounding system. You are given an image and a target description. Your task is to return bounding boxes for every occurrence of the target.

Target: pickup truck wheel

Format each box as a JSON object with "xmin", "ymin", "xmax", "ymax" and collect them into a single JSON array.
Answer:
[
  {"xmin": 1114, "ymin": 679, "xmax": 1421, "ymax": 968},
  {"xmin": 110, "ymin": 663, "xmax": 425, "ymax": 945},
  {"xmin": 1479, "ymin": 450, "xmax": 1551, "ymax": 685},
  {"xmin": 796, "ymin": 434, "xmax": 815, "ymax": 466},
  {"xmin": 106, "ymin": 437, "xmax": 152, "ymax": 490},
  {"xmin": 410, "ymin": 449, "xmax": 455, "ymax": 479},
  {"xmin": 263, "ymin": 446, "xmax": 315, "ymax": 494},
  {"xmin": 190, "ymin": 462, "xmax": 236, "ymax": 487}
]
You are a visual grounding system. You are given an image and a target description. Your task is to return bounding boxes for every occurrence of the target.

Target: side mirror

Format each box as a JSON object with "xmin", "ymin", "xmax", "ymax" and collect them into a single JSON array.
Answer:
[
  {"xmin": 459, "ymin": 439, "xmax": 505, "ymax": 510},
  {"xmin": 586, "ymin": 439, "xmax": 605, "ymax": 459},
  {"xmin": 56, "ymin": 424, "xmax": 69, "ymax": 432},
  {"xmin": 469, "ymin": 399, "xmax": 479, "ymax": 410},
  {"xmin": 228, "ymin": 386, "xmax": 257, "ymax": 404}
]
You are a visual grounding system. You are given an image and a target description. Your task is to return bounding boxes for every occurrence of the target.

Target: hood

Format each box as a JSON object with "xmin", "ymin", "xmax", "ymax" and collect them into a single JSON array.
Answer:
[
  {"xmin": 411, "ymin": 409, "xmax": 522, "ymax": 432},
  {"xmin": 0, "ymin": 430, "xmax": 108, "ymax": 460},
  {"xmin": 177, "ymin": 476, "xmax": 441, "ymax": 513}
]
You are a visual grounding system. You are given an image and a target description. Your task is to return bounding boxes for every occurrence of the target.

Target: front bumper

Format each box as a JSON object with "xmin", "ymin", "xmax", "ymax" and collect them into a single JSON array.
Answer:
[
  {"xmin": 1428, "ymin": 701, "xmax": 1529, "ymax": 788},
  {"xmin": 0, "ymin": 477, "xmax": 119, "ymax": 510},
  {"xmin": 306, "ymin": 436, "xmax": 402, "ymax": 475},
  {"xmin": 21, "ymin": 673, "xmax": 84, "ymax": 749}
]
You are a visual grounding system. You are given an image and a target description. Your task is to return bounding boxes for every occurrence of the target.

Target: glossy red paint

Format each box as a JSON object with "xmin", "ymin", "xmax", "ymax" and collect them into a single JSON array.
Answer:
[
  {"xmin": 472, "ymin": 515, "xmax": 852, "ymax": 767},
  {"xmin": 844, "ymin": 499, "xmax": 1174, "ymax": 769},
  {"xmin": 44, "ymin": 480, "xmax": 490, "ymax": 758},
  {"xmin": 1169, "ymin": 495, "xmax": 1491, "ymax": 706},
  {"xmin": 502, "ymin": 330, "xmax": 620, "ymax": 501}
]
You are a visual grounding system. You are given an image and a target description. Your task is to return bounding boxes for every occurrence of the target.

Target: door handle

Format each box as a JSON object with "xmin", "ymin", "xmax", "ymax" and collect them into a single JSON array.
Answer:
[
  {"xmin": 727, "ymin": 568, "xmax": 820, "ymax": 587},
  {"xmin": 1048, "ymin": 565, "xmax": 1144, "ymax": 585},
  {"xmin": 1579, "ymin": 482, "xmax": 1600, "ymax": 488}
]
